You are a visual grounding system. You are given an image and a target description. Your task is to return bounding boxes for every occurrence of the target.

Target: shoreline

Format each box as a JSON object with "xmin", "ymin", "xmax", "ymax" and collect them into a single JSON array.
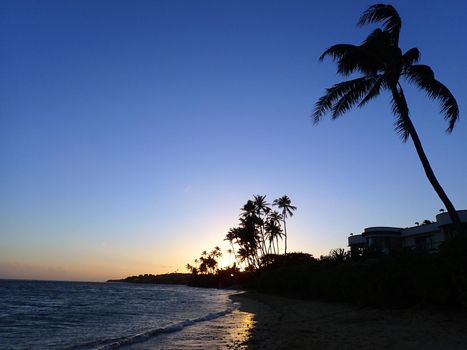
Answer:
[{"xmin": 231, "ymin": 292, "xmax": 467, "ymax": 349}]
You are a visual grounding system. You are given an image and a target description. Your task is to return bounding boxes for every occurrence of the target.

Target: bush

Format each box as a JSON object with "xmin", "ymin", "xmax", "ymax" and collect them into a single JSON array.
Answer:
[{"xmin": 251, "ymin": 248, "xmax": 467, "ymax": 309}]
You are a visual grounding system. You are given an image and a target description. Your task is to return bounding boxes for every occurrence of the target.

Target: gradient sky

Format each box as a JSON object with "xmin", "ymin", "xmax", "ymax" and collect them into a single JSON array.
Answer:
[{"xmin": 1, "ymin": 0, "xmax": 466, "ymax": 281}]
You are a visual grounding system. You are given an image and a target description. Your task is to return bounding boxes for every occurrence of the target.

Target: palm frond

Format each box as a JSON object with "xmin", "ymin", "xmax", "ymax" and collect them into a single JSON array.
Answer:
[
  {"xmin": 362, "ymin": 29, "xmax": 395, "ymax": 63},
  {"xmin": 362, "ymin": 28, "xmax": 391, "ymax": 49},
  {"xmin": 405, "ymin": 64, "xmax": 434, "ymax": 79},
  {"xmin": 357, "ymin": 76, "xmax": 383, "ymax": 108},
  {"xmin": 319, "ymin": 44, "xmax": 363, "ymax": 76},
  {"xmin": 402, "ymin": 47, "xmax": 420, "ymax": 66},
  {"xmin": 390, "ymin": 88, "xmax": 410, "ymax": 141},
  {"xmin": 331, "ymin": 77, "xmax": 379, "ymax": 118},
  {"xmin": 319, "ymin": 44, "xmax": 379, "ymax": 76},
  {"xmin": 313, "ymin": 77, "xmax": 380, "ymax": 124},
  {"xmin": 319, "ymin": 44, "xmax": 358, "ymax": 62},
  {"xmin": 313, "ymin": 78, "xmax": 364, "ymax": 122},
  {"xmin": 357, "ymin": 4, "xmax": 401, "ymax": 44},
  {"xmin": 405, "ymin": 65, "xmax": 459, "ymax": 132},
  {"xmin": 285, "ymin": 206, "xmax": 297, "ymax": 217}
]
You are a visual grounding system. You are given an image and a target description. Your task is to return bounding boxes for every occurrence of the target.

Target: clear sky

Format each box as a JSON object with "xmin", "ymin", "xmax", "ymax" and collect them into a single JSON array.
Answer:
[{"xmin": 1, "ymin": 0, "xmax": 466, "ymax": 281}]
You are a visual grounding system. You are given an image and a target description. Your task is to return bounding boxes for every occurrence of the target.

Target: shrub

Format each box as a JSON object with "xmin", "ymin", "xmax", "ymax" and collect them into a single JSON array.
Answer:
[{"xmin": 252, "ymin": 248, "xmax": 467, "ymax": 309}]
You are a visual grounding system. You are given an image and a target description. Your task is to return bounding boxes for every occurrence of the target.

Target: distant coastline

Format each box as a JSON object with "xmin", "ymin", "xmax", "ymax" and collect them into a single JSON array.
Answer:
[{"xmin": 107, "ymin": 272, "xmax": 193, "ymax": 285}]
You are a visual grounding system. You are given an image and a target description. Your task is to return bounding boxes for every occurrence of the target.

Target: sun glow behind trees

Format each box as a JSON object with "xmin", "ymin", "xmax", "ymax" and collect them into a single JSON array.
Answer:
[{"xmin": 187, "ymin": 195, "xmax": 296, "ymax": 274}]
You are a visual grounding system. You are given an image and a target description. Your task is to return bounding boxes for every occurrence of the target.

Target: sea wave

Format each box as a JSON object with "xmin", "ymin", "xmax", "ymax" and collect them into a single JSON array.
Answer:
[{"xmin": 94, "ymin": 306, "xmax": 237, "ymax": 349}]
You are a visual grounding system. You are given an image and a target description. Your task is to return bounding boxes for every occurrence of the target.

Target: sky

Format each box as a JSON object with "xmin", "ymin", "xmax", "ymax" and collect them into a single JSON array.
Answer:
[{"xmin": 1, "ymin": 0, "xmax": 466, "ymax": 281}]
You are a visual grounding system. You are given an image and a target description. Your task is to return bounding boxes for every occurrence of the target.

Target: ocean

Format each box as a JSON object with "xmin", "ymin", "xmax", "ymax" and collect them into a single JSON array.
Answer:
[{"xmin": 0, "ymin": 280, "xmax": 253, "ymax": 349}]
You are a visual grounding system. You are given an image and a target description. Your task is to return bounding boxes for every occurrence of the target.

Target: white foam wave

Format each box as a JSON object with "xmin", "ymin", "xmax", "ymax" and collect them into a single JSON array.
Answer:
[{"xmin": 95, "ymin": 307, "xmax": 236, "ymax": 349}]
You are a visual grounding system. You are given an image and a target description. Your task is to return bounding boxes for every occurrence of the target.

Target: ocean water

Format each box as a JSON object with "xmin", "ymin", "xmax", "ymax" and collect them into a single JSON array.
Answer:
[{"xmin": 0, "ymin": 280, "xmax": 254, "ymax": 349}]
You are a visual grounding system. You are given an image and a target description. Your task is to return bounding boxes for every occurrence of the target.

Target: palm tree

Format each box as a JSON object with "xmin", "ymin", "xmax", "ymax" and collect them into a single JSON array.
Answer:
[
  {"xmin": 211, "ymin": 246, "xmax": 222, "ymax": 268},
  {"xmin": 314, "ymin": 4, "xmax": 463, "ymax": 234},
  {"xmin": 266, "ymin": 210, "xmax": 284, "ymax": 254},
  {"xmin": 273, "ymin": 195, "xmax": 297, "ymax": 255},
  {"xmin": 253, "ymin": 195, "xmax": 270, "ymax": 214},
  {"xmin": 226, "ymin": 248, "xmax": 233, "ymax": 266},
  {"xmin": 253, "ymin": 195, "xmax": 271, "ymax": 255},
  {"xmin": 240, "ymin": 200, "xmax": 256, "ymax": 218},
  {"xmin": 266, "ymin": 211, "xmax": 284, "ymax": 254},
  {"xmin": 225, "ymin": 227, "xmax": 241, "ymax": 265}
]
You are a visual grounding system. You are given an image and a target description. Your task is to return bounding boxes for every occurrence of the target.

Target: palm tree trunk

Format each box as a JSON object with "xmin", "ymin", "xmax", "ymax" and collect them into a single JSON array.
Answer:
[
  {"xmin": 258, "ymin": 224, "xmax": 268, "ymax": 258},
  {"xmin": 392, "ymin": 86, "xmax": 464, "ymax": 235},
  {"xmin": 283, "ymin": 219, "xmax": 288, "ymax": 255},
  {"xmin": 230, "ymin": 242, "xmax": 238, "ymax": 266}
]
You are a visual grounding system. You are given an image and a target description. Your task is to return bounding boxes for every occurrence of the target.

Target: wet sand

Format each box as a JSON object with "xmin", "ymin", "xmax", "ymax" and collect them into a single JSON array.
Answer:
[
  {"xmin": 231, "ymin": 292, "xmax": 467, "ymax": 350},
  {"xmin": 122, "ymin": 295, "xmax": 255, "ymax": 350}
]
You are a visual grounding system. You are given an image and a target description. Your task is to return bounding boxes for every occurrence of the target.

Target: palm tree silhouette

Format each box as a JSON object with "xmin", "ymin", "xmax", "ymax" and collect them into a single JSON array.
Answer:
[
  {"xmin": 273, "ymin": 195, "xmax": 297, "ymax": 255},
  {"xmin": 314, "ymin": 4, "xmax": 463, "ymax": 233},
  {"xmin": 253, "ymin": 195, "xmax": 271, "ymax": 255},
  {"xmin": 265, "ymin": 211, "xmax": 284, "ymax": 254},
  {"xmin": 225, "ymin": 227, "xmax": 240, "ymax": 266}
]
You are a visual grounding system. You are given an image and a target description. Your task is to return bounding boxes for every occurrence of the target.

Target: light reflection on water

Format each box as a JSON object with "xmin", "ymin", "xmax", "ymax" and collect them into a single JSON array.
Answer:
[
  {"xmin": 225, "ymin": 309, "xmax": 256, "ymax": 348},
  {"xmin": 122, "ymin": 308, "xmax": 256, "ymax": 349}
]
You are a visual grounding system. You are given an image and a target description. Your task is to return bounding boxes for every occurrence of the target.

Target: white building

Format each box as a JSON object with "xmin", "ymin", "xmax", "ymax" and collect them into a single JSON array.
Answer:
[{"xmin": 348, "ymin": 210, "xmax": 467, "ymax": 254}]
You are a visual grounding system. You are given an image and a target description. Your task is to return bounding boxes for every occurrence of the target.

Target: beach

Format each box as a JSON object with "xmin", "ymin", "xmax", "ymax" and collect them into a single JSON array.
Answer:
[{"xmin": 231, "ymin": 292, "xmax": 467, "ymax": 350}]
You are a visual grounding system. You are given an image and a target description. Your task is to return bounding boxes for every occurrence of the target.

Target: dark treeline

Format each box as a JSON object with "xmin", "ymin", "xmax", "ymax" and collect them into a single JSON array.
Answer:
[
  {"xmin": 108, "ymin": 273, "xmax": 192, "ymax": 285},
  {"xmin": 252, "ymin": 238, "xmax": 467, "ymax": 308},
  {"xmin": 188, "ymin": 239, "xmax": 467, "ymax": 309}
]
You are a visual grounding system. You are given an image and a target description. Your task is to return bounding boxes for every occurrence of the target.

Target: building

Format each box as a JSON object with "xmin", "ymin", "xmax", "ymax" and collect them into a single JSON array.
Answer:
[{"xmin": 348, "ymin": 210, "xmax": 467, "ymax": 255}]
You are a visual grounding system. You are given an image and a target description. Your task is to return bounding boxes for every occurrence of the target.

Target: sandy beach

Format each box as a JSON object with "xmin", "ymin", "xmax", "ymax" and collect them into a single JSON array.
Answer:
[{"xmin": 231, "ymin": 292, "xmax": 467, "ymax": 350}]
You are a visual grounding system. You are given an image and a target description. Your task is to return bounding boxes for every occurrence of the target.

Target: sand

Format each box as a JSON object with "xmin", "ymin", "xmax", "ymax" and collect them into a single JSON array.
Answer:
[{"xmin": 230, "ymin": 292, "xmax": 467, "ymax": 350}]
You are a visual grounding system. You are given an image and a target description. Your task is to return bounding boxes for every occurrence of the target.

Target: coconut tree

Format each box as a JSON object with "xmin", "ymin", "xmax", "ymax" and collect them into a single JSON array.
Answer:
[
  {"xmin": 226, "ymin": 248, "xmax": 233, "ymax": 266},
  {"xmin": 265, "ymin": 211, "xmax": 284, "ymax": 254},
  {"xmin": 211, "ymin": 246, "xmax": 222, "ymax": 268},
  {"xmin": 314, "ymin": 4, "xmax": 463, "ymax": 234},
  {"xmin": 273, "ymin": 195, "xmax": 297, "ymax": 255},
  {"xmin": 253, "ymin": 195, "xmax": 270, "ymax": 214},
  {"xmin": 225, "ymin": 227, "xmax": 241, "ymax": 265},
  {"xmin": 233, "ymin": 214, "xmax": 261, "ymax": 269},
  {"xmin": 253, "ymin": 195, "xmax": 271, "ymax": 255},
  {"xmin": 240, "ymin": 200, "xmax": 256, "ymax": 219}
]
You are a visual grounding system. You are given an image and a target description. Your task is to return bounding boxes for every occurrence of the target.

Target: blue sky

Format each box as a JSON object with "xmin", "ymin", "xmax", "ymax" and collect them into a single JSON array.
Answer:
[{"xmin": 1, "ymin": 0, "xmax": 466, "ymax": 281}]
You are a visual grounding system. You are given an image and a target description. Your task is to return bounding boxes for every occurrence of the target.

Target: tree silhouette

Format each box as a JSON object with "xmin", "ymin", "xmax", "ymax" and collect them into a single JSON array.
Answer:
[
  {"xmin": 225, "ymin": 227, "xmax": 241, "ymax": 266},
  {"xmin": 223, "ymin": 195, "xmax": 296, "ymax": 271},
  {"xmin": 273, "ymin": 195, "xmax": 297, "ymax": 255},
  {"xmin": 187, "ymin": 247, "xmax": 222, "ymax": 275},
  {"xmin": 253, "ymin": 195, "xmax": 271, "ymax": 255},
  {"xmin": 265, "ymin": 211, "xmax": 284, "ymax": 254},
  {"xmin": 314, "ymin": 4, "xmax": 463, "ymax": 234}
]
